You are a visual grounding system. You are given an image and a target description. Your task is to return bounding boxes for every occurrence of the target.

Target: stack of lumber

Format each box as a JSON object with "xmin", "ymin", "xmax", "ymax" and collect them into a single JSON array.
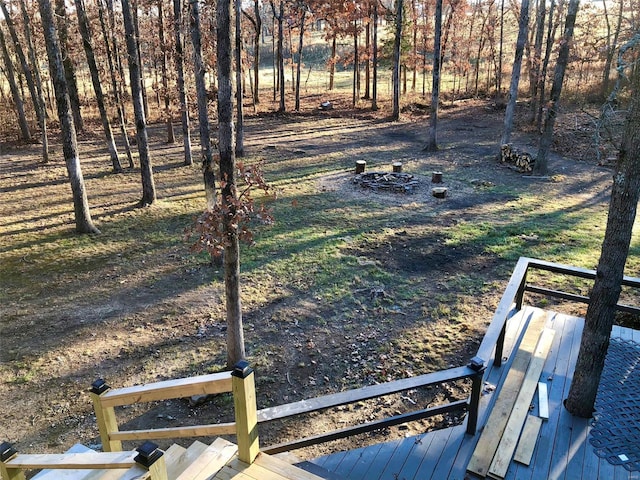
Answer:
[{"xmin": 467, "ymin": 312, "xmax": 554, "ymax": 479}]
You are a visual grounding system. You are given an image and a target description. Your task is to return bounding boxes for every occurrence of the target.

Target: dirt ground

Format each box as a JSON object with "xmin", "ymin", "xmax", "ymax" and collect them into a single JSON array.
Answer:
[{"xmin": 0, "ymin": 96, "xmax": 619, "ymax": 462}]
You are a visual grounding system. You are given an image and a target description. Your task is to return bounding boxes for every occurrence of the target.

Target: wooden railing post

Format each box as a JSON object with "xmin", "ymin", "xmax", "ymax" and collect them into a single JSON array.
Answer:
[
  {"xmin": 135, "ymin": 441, "xmax": 168, "ymax": 480},
  {"xmin": 0, "ymin": 443, "xmax": 25, "ymax": 480},
  {"xmin": 466, "ymin": 360, "xmax": 486, "ymax": 435},
  {"xmin": 90, "ymin": 379, "xmax": 123, "ymax": 452},
  {"xmin": 232, "ymin": 360, "xmax": 259, "ymax": 464}
]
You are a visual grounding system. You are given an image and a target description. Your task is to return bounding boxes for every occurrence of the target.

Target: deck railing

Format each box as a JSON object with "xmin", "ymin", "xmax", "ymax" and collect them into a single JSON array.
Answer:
[{"xmin": 86, "ymin": 257, "xmax": 640, "ymax": 456}]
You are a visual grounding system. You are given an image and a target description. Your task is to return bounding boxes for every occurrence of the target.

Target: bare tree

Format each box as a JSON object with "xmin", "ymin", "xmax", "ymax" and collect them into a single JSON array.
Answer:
[
  {"xmin": 37, "ymin": 0, "xmax": 100, "ymax": 234},
  {"xmin": 0, "ymin": 24, "xmax": 31, "ymax": 141},
  {"xmin": 242, "ymin": 0, "xmax": 262, "ymax": 105},
  {"xmin": 122, "ymin": 0, "xmax": 157, "ymax": 205},
  {"xmin": 1, "ymin": 0, "xmax": 46, "ymax": 154},
  {"xmin": 158, "ymin": 0, "xmax": 176, "ymax": 144},
  {"xmin": 173, "ymin": 0, "xmax": 193, "ymax": 165},
  {"xmin": 235, "ymin": 0, "xmax": 245, "ymax": 154},
  {"xmin": 533, "ymin": 0, "xmax": 579, "ymax": 175},
  {"xmin": 98, "ymin": 0, "xmax": 135, "ymax": 168},
  {"xmin": 189, "ymin": 0, "xmax": 217, "ymax": 207},
  {"xmin": 217, "ymin": 0, "xmax": 245, "ymax": 367},
  {"xmin": 424, "ymin": 0, "xmax": 443, "ymax": 151},
  {"xmin": 391, "ymin": 0, "xmax": 403, "ymax": 120},
  {"xmin": 500, "ymin": 0, "xmax": 531, "ymax": 146},
  {"xmin": 565, "ymin": 42, "xmax": 640, "ymax": 417},
  {"xmin": 54, "ymin": 0, "xmax": 84, "ymax": 132},
  {"xmin": 74, "ymin": 0, "xmax": 123, "ymax": 172}
]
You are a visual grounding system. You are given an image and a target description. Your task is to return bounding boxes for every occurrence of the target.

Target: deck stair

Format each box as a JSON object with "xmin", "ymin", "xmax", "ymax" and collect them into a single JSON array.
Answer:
[{"xmin": 1, "ymin": 437, "xmax": 332, "ymax": 480}]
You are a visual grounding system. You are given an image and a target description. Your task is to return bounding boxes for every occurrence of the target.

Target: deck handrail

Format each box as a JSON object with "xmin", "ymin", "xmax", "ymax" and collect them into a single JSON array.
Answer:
[
  {"xmin": 91, "ymin": 361, "xmax": 259, "ymax": 464},
  {"xmin": 85, "ymin": 258, "xmax": 640, "ymax": 457},
  {"xmin": 0, "ymin": 442, "xmax": 167, "ymax": 480}
]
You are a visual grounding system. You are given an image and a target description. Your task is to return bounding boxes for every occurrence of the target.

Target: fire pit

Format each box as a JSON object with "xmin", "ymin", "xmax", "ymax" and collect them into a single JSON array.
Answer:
[{"xmin": 353, "ymin": 172, "xmax": 419, "ymax": 193}]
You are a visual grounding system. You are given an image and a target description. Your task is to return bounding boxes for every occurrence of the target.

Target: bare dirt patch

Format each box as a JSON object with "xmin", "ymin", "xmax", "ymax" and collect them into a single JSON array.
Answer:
[{"xmin": 0, "ymin": 98, "xmax": 619, "ymax": 462}]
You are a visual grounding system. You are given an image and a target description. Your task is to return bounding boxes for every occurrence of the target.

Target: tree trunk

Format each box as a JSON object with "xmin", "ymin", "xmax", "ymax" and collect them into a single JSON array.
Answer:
[
  {"xmin": 2, "ymin": 0, "xmax": 49, "ymax": 157},
  {"xmin": 217, "ymin": 0, "xmax": 245, "ymax": 368},
  {"xmin": 565, "ymin": 61, "xmax": 640, "ymax": 418},
  {"xmin": 500, "ymin": 0, "xmax": 530, "ymax": 146},
  {"xmin": 294, "ymin": 9, "xmax": 306, "ymax": 112},
  {"xmin": 271, "ymin": 0, "xmax": 287, "ymax": 112},
  {"xmin": 424, "ymin": 0, "xmax": 443, "ymax": 151},
  {"xmin": 352, "ymin": 21, "xmax": 359, "ymax": 107},
  {"xmin": 536, "ymin": 0, "xmax": 559, "ymax": 130},
  {"xmin": 132, "ymin": 0, "xmax": 149, "ymax": 118},
  {"xmin": 601, "ymin": 0, "xmax": 623, "ymax": 97},
  {"xmin": 173, "ymin": 0, "xmax": 193, "ymax": 165},
  {"xmin": 329, "ymin": 34, "xmax": 336, "ymax": 91},
  {"xmin": 122, "ymin": 0, "xmax": 156, "ymax": 206},
  {"xmin": 158, "ymin": 0, "xmax": 175, "ymax": 144},
  {"xmin": 391, "ymin": 0, "xmax": 403, "ymax": 120},
  {"xmin": 37, "ymin": 0, "xmax": 100, "ymax": 234},
  {"xmin": 190, "ymin": 0, "xmax": 217, "ymax": 207},
  {"xmin": 364, "ymin": 12, "xmax": 370, "ymax": 100},
  {"xmin": 75, "ymin": 0, "xmax": 122, "ymax": 172},
  {"xmin": 371, "ymin": 0, "xmax": 378, "ymax": 110},
  {"xmin": 98, "ymin": 0, "xmax": 134, "ymax": 168},
  {"xmin": 534, "ymin": 0, "xmax": 579, "ymax": 175},
  {"xmin": 54, "ymin": 0, "xmax": 84, "ymax": 132},
  {"xmin": 0, "ymin": 25, "xmax": 31, "ymax": 141},
  {"xmin": 529, "ymin": 0, "xmax": 546, "ymax": 122},
  {"xmin": 235, "ymin": 0, "xmax": 245, "ymax": 155},
  {"xmin": 18, "ymin": 0, "xmax": 49, "ymax": 162}
]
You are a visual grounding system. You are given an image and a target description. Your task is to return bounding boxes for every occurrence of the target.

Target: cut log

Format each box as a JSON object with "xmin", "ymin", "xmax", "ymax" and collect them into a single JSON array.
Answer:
[
  {"xmin": 392, "ymin": 162, "xmax": 402, "ymax": 172},
  {"xmin": 432, "ymin": 171, "xmax": 443, "ymax": 183},
  {"xmin": 432, "ymin": 187, "xmax": 447, "ymax": 198},
  {"xmin": 355, "ymin": 160, "xmax": 366, "ymax": 174}
]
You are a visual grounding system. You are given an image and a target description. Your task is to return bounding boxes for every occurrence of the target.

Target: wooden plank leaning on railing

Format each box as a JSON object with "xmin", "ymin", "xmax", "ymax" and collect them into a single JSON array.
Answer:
[{"xmin": 90, "ymin": 361, "xmax": 259, "ymax": 464}]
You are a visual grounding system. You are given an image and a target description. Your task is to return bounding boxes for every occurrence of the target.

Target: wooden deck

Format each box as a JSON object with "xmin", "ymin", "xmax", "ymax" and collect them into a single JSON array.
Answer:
[{"xmin": 308, "ymin": 307, "xmax": 640, "ymax": 480}]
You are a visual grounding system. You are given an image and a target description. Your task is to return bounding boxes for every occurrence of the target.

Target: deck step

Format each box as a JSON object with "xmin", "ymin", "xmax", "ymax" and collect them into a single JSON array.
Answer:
[{"xmin": 174, "ymin": 438, "xmax": 238, "ymax": 480}]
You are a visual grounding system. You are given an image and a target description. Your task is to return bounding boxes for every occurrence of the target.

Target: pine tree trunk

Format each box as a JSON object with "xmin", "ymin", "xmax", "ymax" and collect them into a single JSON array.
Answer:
[
  {"xmin": 501, "ymin": 0, "xmax": 530, "ymax": 146},
  {"xmin": 190, "ymin": 0, "xmax": 216, "ymax": 207},
  {"xmin": 37, "ymin": 0, "xmax": 100, "ymax": 234},
  {"xmin": 217, "ymin": 0, "xmax": 245, "ymax": 368},
  {"xmin": 565, "ymin": 62, "xmax": 640, "ymax": 418},
  {"xmin": 173, "ymin": 0, "xmax": 193, "ymax": 166},
  {"xmin": 425, "ymin": 0, "xmax": 443, "ymax": 151},
  {"xmin": 0, "ymin": 26, "xmax": 31, "ymax": 141},
  {"xmin": 534, "ymin": 0, "xmax": 579, "ymax": 175},
  {"xmin": 122, "ymin": 0, "xmax": 156, "ymax": 206},
  {"xmin": 54, "ymin": 0, "xmax": 84, "ymax": 132},
  {"xmin": 75, "ymin": 0, "xmax": 122, "ymax": 172}
]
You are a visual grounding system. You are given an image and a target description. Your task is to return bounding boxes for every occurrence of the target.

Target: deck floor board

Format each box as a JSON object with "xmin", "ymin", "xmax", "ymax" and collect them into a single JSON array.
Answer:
[{"xmin": 309, "ymin": 307, "xmax": 639, "ymax": 480}]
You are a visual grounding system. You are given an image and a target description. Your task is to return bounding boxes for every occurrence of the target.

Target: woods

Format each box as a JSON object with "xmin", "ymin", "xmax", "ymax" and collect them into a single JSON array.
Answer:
[{"xmin": 1, "ymin": 0, "xmax": 640, "ymax": 421}]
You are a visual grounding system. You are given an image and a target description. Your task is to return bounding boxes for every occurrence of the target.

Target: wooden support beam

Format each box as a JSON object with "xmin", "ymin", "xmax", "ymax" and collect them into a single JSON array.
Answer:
[
  {"xmin": 98, "ymin": 372, "xmax": 232, "ymax": 408},
  {"xmin": 467, "ymin": 310, "xmax": 547, "ymax": 477},
  {"xmin": 232, "ymin": 361, "xmax": 260, "ymax": 464},
  {"xmin": 90, "ymin": 390, "xmax": 123, "ymax": 453},
  {"xmin": 488, "ymin": 328, "xmax": 556, "ymax": 479},
  {"xmin": 513, "ymin": 415, "xmax": 543, "ymax": 466},
  {"xmin": 110, "ymin": 422, "xmax": 236, "ymax": 441}
]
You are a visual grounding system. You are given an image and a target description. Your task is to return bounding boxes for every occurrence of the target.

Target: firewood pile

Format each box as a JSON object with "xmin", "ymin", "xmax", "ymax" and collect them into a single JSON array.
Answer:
[{"xmin": 353, "ymin": 172, "xmax": 419, "ymax": 192}]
